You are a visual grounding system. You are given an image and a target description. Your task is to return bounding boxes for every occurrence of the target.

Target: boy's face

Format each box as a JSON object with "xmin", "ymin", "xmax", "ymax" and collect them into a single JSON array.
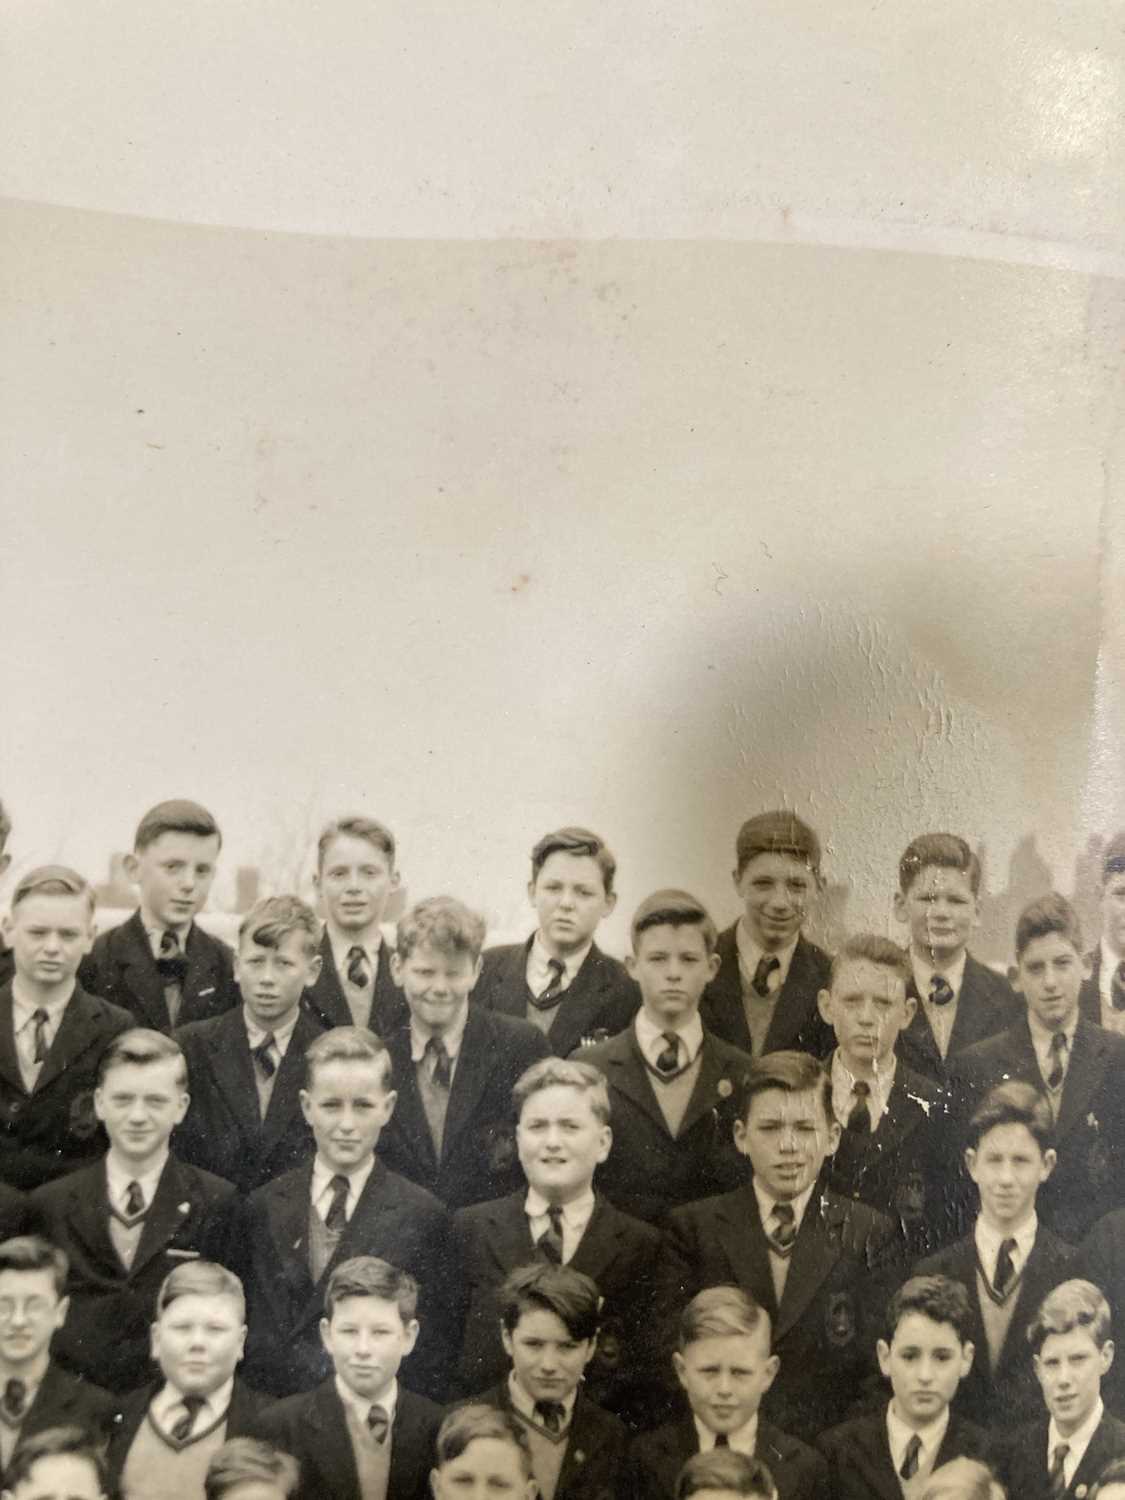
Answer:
[
  {"xmin": 320, "ymin": 1293, "xmax": 418, "ymax": 1401},
  {"xmin": 1034, "ymin": 1326, "xmax": 1113, "ymax": 1436},
  {"xmin": 734, "ymin": 1086, "xmax": 840, "ymax": 1202},
  {"xmin": 529, "ymin": 852, "xmax": 615, "ymax": 956},
  {"xmin": 517, "ymin": 1084, "xmax": 611, "ymax": 1204},
  {"xmin": 0, "ymin": 1268, "xmax": 68, "ymax": 1370},
  {"xmin": 894, "ymin": 865, "xmax": 979, "ymax": 960},
  {"xmin": 315, "ymin": 835, "xmax": 399, "ymax": 933},
  {"xmin": 431, "ymin": 1439, "xmax": 536, "ymax": 1500},
  {"xmin": 3, "ymin": 1454, "xmax": 105, "ymax": 1500},
  {"xmin": 300, "ymin": 1058, "xmax": 396, "ymax": 1172},
  {"xmin": 126, "ymin": 831, "xmax": 221, "ymax": 929},
  {"xmin": 817, "ymin": 959, "xmax": 915, "ymax": 1073},
  {"xmin": 236, "ymin": 929, "xmax": 321, "ymax": 1030},
  {"xmin": 876, "ymin": 1312, "xmax": 973, "ymax": 1427},
  {"xmin": 501, "ymin": 1306, "xmax": 595, "ymax": 1405},
  {"xmin": 672, "ymin": 1330, "xmax": 779, "ymax": 1436},
  {"xmin": 94, "ymin": 1057, "xmax": 189, "ymax": 1163},
  {"xmin": 1102, "ymin": 872, "xmax": 1125, "ymax": 957},
  {"xmin": 4, "ymin": 894, "xmax": 94, "ymax": 989},
  {"xmin": 391, "ymin": 944, "xmax": 481, "ymax": 1036},
  {"xmin": 965, "ymin": 1121, "xmax": 1055, "ymax": 1231},
  {"xmin": 626, "ymin": 922, "xmax": 719, "ymax": 1030},
  {"xmin": 1015, "ymin": 932, "xmax": 1088, "ymax": 1032},
  {"xmin": 150, "ymin": 1292, "xmax": 246, "ymax": 1397},
  {"xmin": 733, "ymin": 852, "xmax": 816, "ymax": 953}
]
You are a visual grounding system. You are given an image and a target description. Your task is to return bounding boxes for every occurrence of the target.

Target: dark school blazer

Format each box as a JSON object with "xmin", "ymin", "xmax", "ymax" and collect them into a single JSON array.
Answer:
[
  {"xmin": 237, "ymin": 1159, "xmax": 456, "ymax": 1400},
  {"xmin": 301, "ymin": 929, "xmax": 407, "ymax": 1036},
  {"xmin": 897, "ymin": 953, "xmax": 1022, "ymax": 1083},
  {"xmin": 377, "ymin": 1007, "xmax": 553, "ymax": 1211},
  {"xmin": 952, "ymin": 1017, "xmax": 1125, "ymax": 1242},
  {"xmin": 1072, "ymin": 1209, "xmax": 1125, "ymax": 1416},
  {"xmin": 472, "ymin": 937, "xmax": 640, "ymax": 1055},
  {"xmin": 79, "ymin": 911, "xmax": 239, "ymax": 1033},
  {"xmin": 997, "ymin": 1411, "xmax": 1125, "ymax": 1500},
  {"xmin": 628, "ymin": 1415, "xmax": 829, "ymax": 1500},
  {"xmin": 452, "ymin": 1189, "xmax": 661, "ymax": 1422},
  {"xmin": 106, "ymin": 1377, "xmax": 268, "ymax": 1491},
  {"xmin": 27, "ymin": 1154, "xmax": 237, "ymax": 1393},
  {"xmin": 480, "ymin": 1380, "xmax": 628, "ymax": 1500},
  {"xmin": 572, "ymin": 1027, "xmax": 752, "ymax": 1223},
  {"xmin": 0, "ymin": 1363, "xmax": 115, "ymax": 1483},
  {"xmin": 0, "ymin": 942, "xmax": 12, "ymax": 992},
  {"xmin": 700, "ymin": 928, "xmax": 834, "ymax": 1059},
  {"xmin": 915, "ymin": 1224, "xmax": 1074, "ymax": 1429},
  {"xmin": 0, "ymin": 1180, "xmax": 26, "ymax": 1238},
  {"xmin": 1079, "ymin": 946, "xmax": 1106, "ymax": 1026},
  {"xmin": 0, "ymin": 982, "xmax": 133, "ymax": 1190},
  {"xmin": 173, "ymin": 1006, "xmax": 321, "ymax": 1193},
  {"xmin": 255, "ymin": 1378, "xmax": 441, "ymax": 1500},
  {"xmin": 659, "ymin": 1184, "xmax": 900, "ymax": 1441},
  {"xmin": 816, "ymin": 1408, "xmax": 992, "ymax": 1500}
]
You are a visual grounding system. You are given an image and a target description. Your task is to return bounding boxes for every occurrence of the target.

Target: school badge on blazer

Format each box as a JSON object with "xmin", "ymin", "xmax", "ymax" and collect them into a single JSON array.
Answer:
[
  {"xmin": 68, "ymin": 1090, "xmax": 98, "ymax": 1140},
  {"xmin": 825, "ymin": 1291, "xmax": 857, "ymax": 1348},
  {"xmin": 894, "ymin": 1169, "xmax": 926, "ymax": 1224},
  {"xmin": 486, "ymin": 1128, "xmax": 517, "ymax": 1174}
]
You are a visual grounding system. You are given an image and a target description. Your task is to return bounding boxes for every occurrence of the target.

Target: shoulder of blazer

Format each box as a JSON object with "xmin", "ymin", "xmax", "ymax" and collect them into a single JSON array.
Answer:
[
  {"xmin": 186, "ymin": 922, "xmax": 233, "ymax": 962},
  {"xmin": 700, "ymin": 1029, "xmax": 754, "ymax": 1071},
  {"xmin": 595, "ymin": 1194, "xmax": 661, "ymax": 1246},
  {"xmin": 815, "ymin": 1412, "xmax": 878, "ymax": 1456},
  {"xmin": 70, "ymin": 984, "xmax": 135, "ymax": 1032},
  {"xmin": 365, "ymin": 1163, "xmax": 447, "ymax": 1222},
  {"xmin": 819, "ymin": 1189, "xmax": 896, "ymax": 1250},
  {"xmin": 478, "ymin": 941, "xmax": 531, "ymax": 979},
  {"xmin": 572, "ymin": 1391, "xmax": 627, "ymax": 1445},
  {"xmin": 28, "ymin": 1159, "xmax": 104, "ymax": 1212},
  {"xmin": 95, "ymin": 911, "xmax": 148, "ymax": 965},
  {"xmin": 167, "ymin": 1155, "xmax": 238, "ymax": 1206},
  {"xmin": 793, "ymin": 932, "xmax": 832, "ymax": 977}
]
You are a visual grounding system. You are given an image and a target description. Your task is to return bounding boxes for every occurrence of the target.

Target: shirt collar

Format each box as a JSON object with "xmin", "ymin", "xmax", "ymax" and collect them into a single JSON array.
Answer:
[
  {"xmin": 753, "ymin": 1179, "xmax": 816, "ymax": 1237},
  {"xmin": 507, "ymin": 1371, "xmax": 577, "ymax": 1426},
  {"xmin": 830, "ymin": 1049, "xmax": 896, "ymax": 1125},
  {"xmin": 530, "ymin": 932, "xmax": 592, "ymax": 985},
  {"xmin": 327, "ymin": 924, "xmax": 383, "ymax": 971},
  {"xmin": 409, "ymin": 1002, "xmax": 470, "ymax": 1063},
  {"xmin": 244, "ymin": 1007, "xmax": 301, "ymax": 1052},
  {"xmin": 335, "ymin": 1374, "xmax": 398, "ymax": 1426},
  {"xmin": 1027, "ymin": 1009, "xmax": 1079, "ymax": 1058},
  {"xmin": 142, "ymin": 911, "xmax": 193, "ymax": 950},
  {"xmin": 886, "ymin": 1399, "xmax": 949, "ymax": 1470},
  {"xmin": 693, "ymin": 1411, "xmax": 758, "ymax": 1455},
  {"xmin": 311, "ymin": 1153, "xmax": 376, "ymax": 1207},
  {"xmin": 105, "ymin": 1150, "xmax": 168, "ymax": 1206},
  {"xmin": 153, "ymin": 1377, "xmax": 234, "ymax": 1426},
  {"xmin": 1048, "ymin": 1397, "xmax": 1104, "ymax": 1474},
  {"xmin": 912, "ymin": 948, "xmax": 968, "ymax": 999},
  {"xmin": 525, "ymin": 1186, "xmax": 596, "ymax": 1223},
  {"xmin": 736, "ymin": 921, "xmax": 798, "ymax": 985},
  {"xmin": 11, "ymin": 989, "xmax": 72, "ymax": 1024},
  {"xmin": 634, "ymin": 1009, "xmax": 703, "ymax": 1065},
  {"xmin": 975, "ymin": 1211, "xmax": 1038, "ymax": 1270}
]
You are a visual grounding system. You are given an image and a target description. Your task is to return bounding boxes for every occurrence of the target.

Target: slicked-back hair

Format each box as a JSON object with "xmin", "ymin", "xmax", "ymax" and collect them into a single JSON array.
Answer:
[
  {"xmin": 1027, "ymin": 1278, "xmax": 1112, "ymax": 1354},
  {"xmin": 885, "ymin": 1275, "xmax": 973, "ymax": 1344},
  {"xmin": 4, "ymin": 1425, "xmax": 109, "ymax": 1494},
  {"xmin": 497, "ymin": 1262, "xmax": 601, "ymax": 1342},
  {"xmin": 735, "ymin": 811, "xmax": 821, "ymax": 880},
  {"xmin": 435, "ymin": 1403, "xmax": 533, "ymax": 1478},
  {"xmin": 676, "ymin": 1448, "xmax": 778, "ymax": 1499},
  {"xmin": 134, "ymin": 799, "xmax": 221, "ymax": 852},
  {"xmin": 96, "ymin": 1027, "xmax": 188, "ymax": 1090},
  {"xmin": 919, "ymin": 1458, "xmax": 1003, "ymax": 1500},
  {"xmin": 0, "ymin": 1236, "xmax": 69, "ymax": 1297},
  {"xmin": 204, "ymin": 1438, "xmax": 299, "ymax": 1500},
  {"xmin": 898, "ymin": 833, "xmax": 981, "ymax": 896},
  {"xmin": 512, "ymin": 1057, "xmax": 611, "ymax": 1126},
  {"xmin": 304, "ymin": 1025, "xmax": 394, "ymax": 1093},
  {"xmin": 316, "ymin": 816, "xmax": 396, "ymax": 870},
  {"xmin": 530, "ymin": 828, "xmax": 616, "ymax": 896},
  {"xmin": 11, "ymin": 865, "xmax": 95, "ymax": 917},
  {"xmin": 324, "ymin": 1256, "xmax": 418, "ymax": 1322},
  {"xmin": 1014, "ymin": 892, "xmax": 1083, "ymax": 961},
  {"xmin": 239, "ymin": 894, "xmax": 320, "ymax": 958},
  {"xmin": 631, "ymin": 889, "xmax": 718, "ymax": 955},
  {"xmin": 395, "ymin": 896, "xmax": 486, "ymax": 962},
  {"xmin": 736, "ymin": 1050, "xmax": 831, "ymax": 1128},
  {"xmin": 829, "ymin": 934, "xmax": 911, "ymax": 989},
  {"xmin": 966, "ymin": 1080, "xmax": 1054, "ymax": 1154},
  {"xmin": 678, "ymin": 1286, "xmax": 770, "ymax": 1350},
  {"xmin": 156, "ymin": 1260, "xmax": 246, "ymax": 1322}
]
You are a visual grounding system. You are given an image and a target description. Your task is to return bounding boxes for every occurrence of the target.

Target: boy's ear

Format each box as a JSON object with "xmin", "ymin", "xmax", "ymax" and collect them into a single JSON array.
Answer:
[
  {"xmin": 706, "ymin": 950, "xmax": 721, "ymax": 982},
  {"xmin": 299, "ymin": 1089, "xmax": 313, "ymax": 1125},
  {"xmin": 306, "ymin": 953, "xmax": 323, "ymax": 986},
  {"xmin": 963, "ymin": 1146, "xmax": 978, "ymax": 1180},
  {"xmin": 816, "ymin": 987, "xmax": 834, "ymax": 1027},
  {"xmin": 624, "ymin": 952, "xmax": 637, "ymax": 979},
  {"xmin": 472, "ymin": 955, "xmax": 483, "ymax": 986},
  {"xmin": 500, "ymin": 1324, "xmax": 514, "ymax": 1359},
  {"xmin": 1008, "ymin": 963, "xmax": 1022, "ymax": 992},
  {"xmin": 401, "ymin": 1318, "xmax": 420, "ymax": 1358},
  {"xmin": 875, "ymin": 1337, "xmax": 892, "ymax": 1378},
  {"xmin": 891, "ymin": 890, "xmax": 908, "ymax": 925},
  {"xmin": 900, "ymin": 992, "xmax": 918, "ymax": 1028},
  {"xmin": 1081, "ymin": 952, "xmax": 1095, "ymax": 981},
  {"xmin": 429, "ymin": 1469, "xmax": 441, "ymax": 1500},
  {"xmin": 55, "ymin": 1293, "xmax": 70, "ymax": 1330},
  {"xmin": 603, "ymin": 889, "xmax": 618, "ymax": 916},
  {"xmin": 1041, "ymin": 1148, "xmax": 1058, "ymax": 1181},
  {"xmin": 123, "ymin": 851, "xmax": 142, "ymax": 886},
  {"xmin": 1102, "ymin": 1338, "xmax": 1115, "ymax": 1375},
  {"xmin": 390, "ymin": 952, "xmax": 404, "ymax": 989},
  {"xmin": 960, "ymin": 1338, "xmax": 975, "ymax": 1378},
  {"xmin": 671, "ymin": 1350, "xmax": 688, "ymax": 1389},
  {"xmin": 762, "ymin": 1352, "xmax": 780, "ymax": 1392},
  {"xmin": 318, "ymin": 1316, "xmax": 333, "ymax": 1355}
]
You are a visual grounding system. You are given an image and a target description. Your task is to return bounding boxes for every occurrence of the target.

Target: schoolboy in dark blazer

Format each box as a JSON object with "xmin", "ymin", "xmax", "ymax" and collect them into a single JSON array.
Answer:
[
  {"xmin": 472, "ymin": 827, "xmax": 638, "ymax": 1055},
  {"xmin": 701, "ymin": 813, "xmax": 834, "ymax": 1062},
  {"xmin": 1076, "ymin": 1209, "xmax": 1125, "ymax": 1417},
  {"xmin": 0, "ymin": 801, "xmax": 15, "ymax": 994},
  {"xmin": 575, "ymin": 889, "xmax": 752, "ymax": 1223},
  {"xmin": 79, "ymin": 800, "xmax": 239, "ymax": 1033},
  {"xmin": 26, "ymin": 1028, "xmax": 236, "ymax": 1393},
  {"xmin": 174, "ymin": 895, "xmax": 325, "ymax": 1193},
  {"xmin": 237, "ymin": 1026, "xmax": 456, "ymax": 1400},
  {"xmin": 1078, "ymin": 832, "xmax": 1125, "ymax": 1031},
  {"xmin": 0, "ymin": 866, "xmax": 133, "ymax": 1190}
]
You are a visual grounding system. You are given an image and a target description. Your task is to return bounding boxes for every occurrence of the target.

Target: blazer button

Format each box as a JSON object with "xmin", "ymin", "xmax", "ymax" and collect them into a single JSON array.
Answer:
[{"xmin": 8, "ymin": 1102, "xmax": 21, "ymax": 1116}]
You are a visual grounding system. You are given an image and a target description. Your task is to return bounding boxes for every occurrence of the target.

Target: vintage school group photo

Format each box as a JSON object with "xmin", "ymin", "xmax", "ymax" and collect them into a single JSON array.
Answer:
[{"xmin": 2, "ymin": 798, "xmax": 1125, "ymax": 1500}]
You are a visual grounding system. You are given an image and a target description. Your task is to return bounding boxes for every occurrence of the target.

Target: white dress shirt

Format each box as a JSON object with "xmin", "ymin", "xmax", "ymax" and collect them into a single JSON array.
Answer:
[
  {"xmin": 736, "ymin": 922, "xmax": 798, "ymax": 996},
  {"xmin": 508, "ymin": 1371, "xmax": 577, "ymax": 1430},
  {"xmin": 886, "ymin": 1400, "xmax": 949, "ymax": 1486},
  {"xmin": 245, "ymin": 1007, "xmax": 301, "ymax": 1062},
  {"xmin": 409, "ymin": 1002, "xmax": 470, "ymax": 1085},
  {"xmin": 525, "ymin": 1187, "xmax": 596, "ymax": 1264},
  {"xmin": 694, "ymin": 1411, "xmax": 758, "ymax": 1456},
  {"xmin": 11, "ymin": 991, "xmax": 69, "ymax": 1090},
  {"xmin": 336, "ymin": 1374, "xmax": 398, "ymax": 1428},
  {"xmin": 911, "ymin": 949, "xmax": 968, "ymax": 1060},
  {"xmin": 634, "ymin": 1010, "xmax": 703, "ymax": 1073},
  {"xmin": 1027, "ymin": 1011, "xmax": 1078, "ymax": 1101},
  {"xmin": 1048, "ymin": 1397, "xmax": 1104, "ymax": 1488},
  {"xmin": 151, "ymin": 1377, "xmax": 234, "ymax": 1439},
  {"xmin": 830, "ymin": 1051, "xmax": 896, "ymax": 1132},
  {"xmin": 974, "ymin": 1212, "xmax": 1037, "ymax": 1288},
  {"xmin": 106, "ymin": 1151, "xmax": 168, "ymax": 1214},
  {"xmin": 753, "ymin": 1180, "xmax": 815, "ymax": 1304},
  {"xmin": 311, "ymin": 1155, "xmax": 376, "ymax": 1221},
  {"xmin": 526, "ymin": 934, "xmax": 591, "ymax": 999}
]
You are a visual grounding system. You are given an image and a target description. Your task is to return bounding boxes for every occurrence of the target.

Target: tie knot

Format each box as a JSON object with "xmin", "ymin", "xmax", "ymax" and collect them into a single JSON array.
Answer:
[
  {"xmin": 1050, "ymin": 1030, "xmax": 1068, "ymax": 1053},
  {"xmin": 31, "ymin": 1008, "xmax": 48, "ymax": 1024},
  {"xmin": 899, "ymin": 1433, "xmax": 923, "ymax": 1480},
  {"xmin": 773, "ymin": 1202, "xmax": 794, "ymax": 1225},
  {"xmin": 534, "ymin": 1399, "xmax": 566, "ymax": 1434},
  {"xmin": 169, "ymin": 1392, "xmax": 207, "ymax": 1442},
  {"xmin": 853, "ymin": 1080, "xmax": 871, "ymax": 1099},
  {"xmin": 751, "ymin": 955, "xmax": 781, "ymax": 997},
  {"xmin": 124, "ymin": 1180, "xmax": 145, "ymax": 1219},
  {"xmin": 366, "ymin": 1402, "xmax": 390, "ymax": 1442},
  {"xmin": 655, "ymin": 1032, "xmax": 681, "ymax": 1076},
  {"xmin": 346, "ymin": 946, "xmax": 370, "ymax": 988},
  {"xmin": 2, "ymin": 1377, "xmax": 26, "ymax": 1420},
  {"xmin": 547, "ymin": 958, "xmax": 565, "ymax": 979},
  {"xmin": 547, "ymin": 1203, "xmax": 564, "ymax": 1230},
  {"xmin": 160, "ymin": 930, "xmax": 181, "ymax": 956},
  {"xmin": 929, "ymin": 974, "xmax": 954, "ymax": 1005}
]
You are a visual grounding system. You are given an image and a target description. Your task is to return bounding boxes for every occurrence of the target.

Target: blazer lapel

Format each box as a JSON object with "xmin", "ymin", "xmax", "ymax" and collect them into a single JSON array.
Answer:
[
  {"xmin": 268, "ymin": 1166, "xmax": 316, "ymax": 1299},
  {"xmin": 260, "ymin": 1013, "xmax": 319, "ymax": 1151},
  {"xmin": 131, "ymin": 1159, "xmax": 198, "ymax": 1275},
  {"xmin": 902, "ymin": 982, "xmax": 943, "ymax": 1072},
  {"xmin": 775, "ymin": 1195, "xmax": 842, "ymax": 1343},
  {"xmin": 118, "ymin": 913, "xmax": 171, "ymax": 1030},
  {"xmin": 678, "ymin": 1037, "xmax": 735, "ymax": 1138},
  {"xmin": 715, "ymin": 1188, "xmax": 779, "ymax": 1318},
  {"xmin": 0, "ymin": 993, "xmax": 24, "ymax": 1095},
  {"xmin": 306, "ymin": 1382, "xmax": 360, "ymax": 1497},
  {"xmin": 763, "ymin": 938, "xmax": 818, "ymax": 1052},
  {"xmin": 34, "ymin": 992, "xmax": 103, "ymax": 1094},
  {"xmin": 182, "ymin": 925, "xmax": 222, "ymax": 1016},
  {"xmin": 206, "ymin": 1013, "xmax": 262, "ymax": 1141},
  {"xmin": 303, "ymin": 932, "xmax": 350, "ymax": 1030},
  {"xmin": 1055, "ymin": 1022, "xmax": 1106, "ymax": 1141},
  {"xmin": 603, "ymin": 1035, "xmax": 669, "ymax": 1136},
  {"xmin": 441, "ymin": 1009, "xmax": 495, "ymax": 1152},
  {"xmin": 62, "ymin": 1164, "xmax": 122, "ymax": 1276},
  {"xmin": 702, "ymin": 927, "xmax": 750, "ymax": 1049},
  {"xmin": 569, "ymin": 1196, "xmax": 625, "ymax": 1287},
  {"xmin": 555, "ymin": 1394, "xmax": 599, "ymax": 1496},
  {"xmin": 852, "ymin": 1419, "xmax": 903, "ymax": 1500},
  {"xmin": 383, "ymin": 1028, "xmax": 438, "ymax": 1174},
  {"xmin": 485, "ymin": 1195, "xmax": 537, "ymax": 1271},
  {"xmin": 548, "ymin": 946, "xmax": 609, "ymax": 1048}
]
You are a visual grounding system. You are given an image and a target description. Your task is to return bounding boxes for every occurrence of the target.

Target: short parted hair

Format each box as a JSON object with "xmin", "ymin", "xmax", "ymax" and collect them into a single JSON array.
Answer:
[
  {"xmin": 156, "ymin": 1260, "xmax": 246, "ymax": 1322},
  {"xmin": 0, "ymin": 1236, "xmax": 69, "ymax": 1298},
  {"xmin": 919, "ymin": 1457, "xmax": 1004, "ymax": 1500},
  {"xmin": 395, "ymin": 896, "xmax": 486, "ymax": 961},
  {"xmin": 96, "ymin": 1027, "xmax": 188, "ymax": 1090},
  {"xmin": 10, "ymin": 865, "xmax": 95, "ymax": 917},
  {"xmin": 238, "ymin": 894, "xmax": 320, "ymax": 958},
  {"xmin": 435, "ymin": 1404, "xmax": 533, "ymax": 1478},
  {"xmin": 498, "ymin": 1263, "xmax": 601, "ymax": 1342},
  {"xmin": 885, "ymin": 1276, "xmax": 973, "ymax": 1344},
  {"xmin": 735, "ymin": 811, "xmax": 821, "ymax": 880},
  {"xmin": 631, "ymin": 889, "xmax": 718, "ymax": 955},
  {"xmin": 134, "ymin": 799, "xmax": 221, "ymax": 852},
  {"xmin": 736, "ymin": 1050, "xmax": 831, "ymax": 1127},
  {"xmin": 1102, "ymin": 833, "xmax": 1125, "ymax": 885},
  {"xmin": 4, "ymin": 1425, "xmax": 110, "ymax": 1495},
  {"xmin": 316, "ymin": 816, "xmax": 396, "ymax": 871},
  {"xmin": 303, "ymin": 1026, "xmax": 394, "ymax": 1092},
  {"xmin": 678, "ymin": 1286, "xmax": 770, "ymax": 1351},
  {"xmin": 204, "ymin": 1438, "xmax": 299, "ymax": 1500},
  {"xmin": 324, "ymin": 1256, "xmax": 418, "ymax": 1322},
  {"xmin": 676, "ymin": 1449, "xmax": 778, "ymax": 1499},
  {"xmin": 530, "ymin": 828, "xmax": 616, "ymax": 896},
  {"xmin": 966, "ymin": 1080, "xmax": 1054, "ymax": 1154},
  {"xmin": 1093, "ymin": 1457, "xmax": 1125, "ymax": 1496},
  {"xmin": 829, "ymin": 934, "xmax": 912, "ymax": 990},
  {"xmin": 898, "ymin": 833, "xmax": 982, "ymax": 896},
  {"xmin": 512, "ymin": 1057, "xmax": 611, "ymax": 1126},
  {"xmin": 0, "ymin": 800, "xmax": 11, "ymax": 848},
  {"xmin": 1027, "ymin": 1279, "xmax": 1112, "ymax": 1355},
  {"xmin": 1014, "ymin": 893, "xmax": 1083, "ymax": 961}
]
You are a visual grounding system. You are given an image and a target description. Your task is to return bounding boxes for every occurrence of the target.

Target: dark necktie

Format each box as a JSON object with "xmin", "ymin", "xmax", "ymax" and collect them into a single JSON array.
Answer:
[
  {"xmin": 530, "ymin": 957, "xmax": 567, "ymax": 1010},
  {"xmin": 157, "ymin": 929, "xmax": 188, "ymax": 984},
  {"xmin": 251, "ymin": 1032, "xmax": 277, "ymax": 1080},
  {"xmin": 346, "ymin": 946, "xmax": 370, "ymax": 989},
  {"xmin": 713, "ymin": 1432, "xmax": 730, "ymax": 1449},
  {"xmin": 655, "ymin": 1031, "xmax": 681, "ymax": 1077},
  {"xmin": 993, "ymin": 1236, "xmax": 1018, "ymax": 1298},
  {"xmin": 846, "ymin": 1080, "xmax": 872, "ymax": 1133},
  {"xmin": 30, "ymin": 1009, "xmax": 49, "ymax": 1065},
  {"xmin": 366, "ymin": 1403, "xmax": 389, "ymax": 1443},
  {"xmin": 1046, "ymin": 1031, "xmax": 1068, "ymax": 1091},
  {"xmin": 769, "ymin": 1202, "xmax": 797, "ymax": 1255},
  {"xmin": 1, "ymin": 1378, "xmax": 26, "ymax": 1423},
  {"xmin": 1048, "ymin": 1442, "xmax": 1070, "ymax": 1497},
  {"xmin": 124, "ymin": 1180, "xmax": 145, "ymax": 1221},
  {"xmin": 538, "ymin": 1204, "xmax": 565, "ymax": 1264},
  {"xmin": 1112, "ymin": 960, "xmax": 1125, "ymax": 1011},
  {"xmin": 534, "ymin": 1399, "xmax": 566, "ymax": 1435},
  {"xmin": 929, "ymin": 974, "xmax": 955, "ymax": 1007},
  {"xmin": 169, "ymin": 1393, "xmax": 207, "ymax": 1443},
  {"xmin": 324, "ymin": 1173, "xmax": 350, "ymax": 1235},
  {"xmin": 752, "ymin": 955, "xmax": 780, "ymax": 998},
  {"xmin": 426, "ymin": 1036, "xmax": 452, "ymax": 1089},
  {"xmin": 899, "ymin": 1433, "xmax": 922, "ymax": 1480}
]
